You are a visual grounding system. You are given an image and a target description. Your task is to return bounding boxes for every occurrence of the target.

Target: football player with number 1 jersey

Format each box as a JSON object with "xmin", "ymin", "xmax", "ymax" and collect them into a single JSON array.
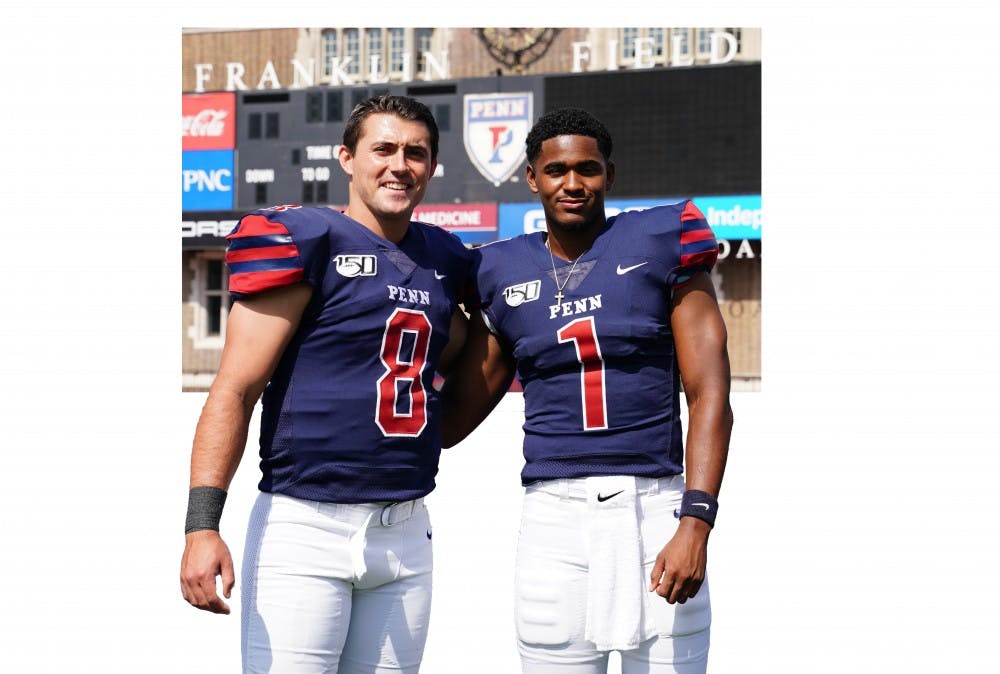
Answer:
[
  {"xmin": 442, "ymin": 108, "xmax": 733, "ymax": 673},
  {"xmin": 180, "ymin": 96, "xmax": 474, "ymax": 674}
]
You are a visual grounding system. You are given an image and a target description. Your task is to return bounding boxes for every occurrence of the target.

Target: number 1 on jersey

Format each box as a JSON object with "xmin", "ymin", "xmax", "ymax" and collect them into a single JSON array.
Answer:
[{"xmin": 557, "ymin": 316, "xmax": 608, "ymax": 431}]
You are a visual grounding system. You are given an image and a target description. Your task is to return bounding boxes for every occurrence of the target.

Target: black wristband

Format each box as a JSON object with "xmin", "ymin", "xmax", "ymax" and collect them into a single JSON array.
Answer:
[
  {"xmin": 185, "ymin": 486, "xmax": 227, "ymax": 534},
  {"xmin": 679, "ymin": 489, "xmax": 718, "ymax": 528}
]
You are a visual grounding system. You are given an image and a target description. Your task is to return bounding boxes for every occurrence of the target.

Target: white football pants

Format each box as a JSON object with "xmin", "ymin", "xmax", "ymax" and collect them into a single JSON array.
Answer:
[
  {"xmin": 515, "ymin": 475, "xmax": 711, "ymax": 673},
  {"xmin": 241, "ymin": 492, "xmax": 433, "ymax": 674}
]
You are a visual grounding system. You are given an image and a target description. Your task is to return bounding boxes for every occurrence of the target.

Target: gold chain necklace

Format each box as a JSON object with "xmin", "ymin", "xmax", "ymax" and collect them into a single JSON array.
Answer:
[{"xmin": 547, "ymin": 237, "xmax": 583, "ymax": 304}]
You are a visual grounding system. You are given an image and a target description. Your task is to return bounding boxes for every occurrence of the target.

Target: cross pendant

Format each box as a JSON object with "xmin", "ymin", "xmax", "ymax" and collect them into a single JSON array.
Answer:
[{"xmin": 554, "ymin": 289, "xmax": 564, "ymax": 304}]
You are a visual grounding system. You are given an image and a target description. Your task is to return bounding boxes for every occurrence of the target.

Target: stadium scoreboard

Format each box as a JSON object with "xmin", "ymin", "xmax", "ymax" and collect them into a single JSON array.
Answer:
[{"xmin": 184, "ymin": 64, "xmax": 759, "ymax": 213}]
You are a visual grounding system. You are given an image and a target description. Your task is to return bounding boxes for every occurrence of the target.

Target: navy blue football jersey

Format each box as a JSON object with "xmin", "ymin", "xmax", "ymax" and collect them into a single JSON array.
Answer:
[
  {"xmin": 473, "ymin": 201, "xmax": 718, "ymax": 484},
  {"xmin": 225, "ymin": 205, "xmax": 474, "ymax": 503}
]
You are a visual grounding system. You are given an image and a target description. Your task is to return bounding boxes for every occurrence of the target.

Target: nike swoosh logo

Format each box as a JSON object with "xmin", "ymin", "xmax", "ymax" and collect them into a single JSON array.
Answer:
[
  {"xmin": 616, "ymin": 262, "xmax": 648, "ymax": 275},
  {"xmin": 692, "ymin": 503, "xmax": 710, "ymax": 509},
  {"xmin": 434, "ymin": 271, "xmax": 446, "ymax": 280},
  {"xmin": 596, "ymin": 490, "xmax": 625, "ymax": 502}
]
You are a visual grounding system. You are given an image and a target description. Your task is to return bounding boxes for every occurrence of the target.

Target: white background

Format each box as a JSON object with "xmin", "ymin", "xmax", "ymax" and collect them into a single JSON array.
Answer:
[{"xmin": 2, "ymin": 3, "xmax": 999, "ymax": 673}]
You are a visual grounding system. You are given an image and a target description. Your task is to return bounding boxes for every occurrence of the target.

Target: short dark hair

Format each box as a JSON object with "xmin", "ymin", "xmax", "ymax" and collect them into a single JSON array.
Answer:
[
  {"xmin": 342, "ymin": 94, "xmax": 439, "ymax": 161},
  {"xmin": 525, "ymin": 107, "xmax": 613, "ymax": 164}
]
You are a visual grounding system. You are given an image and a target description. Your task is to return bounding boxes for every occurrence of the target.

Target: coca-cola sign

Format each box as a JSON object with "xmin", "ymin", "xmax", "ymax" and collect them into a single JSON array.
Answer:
[
  {"xmin": 182, "ymin": 92, "xmax": 235, "ymax": 150},
  {"xmin": 184, "ymin": 109, "xmax": 228, "ymax": 137}
]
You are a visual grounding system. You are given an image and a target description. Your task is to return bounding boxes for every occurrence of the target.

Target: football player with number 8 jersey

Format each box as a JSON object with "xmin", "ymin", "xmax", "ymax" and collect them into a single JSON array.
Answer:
[
  {"xmin": 180, "ymin": 95, "xmax": 474, "ymax": 674},
  {"xmin": 442, "ymin": 108, "xmax": 733, "ymax": 673}
]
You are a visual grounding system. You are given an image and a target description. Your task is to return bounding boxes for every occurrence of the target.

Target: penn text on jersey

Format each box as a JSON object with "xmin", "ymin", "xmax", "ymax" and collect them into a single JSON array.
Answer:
[{"xmin": 548, "ymin": 293, "xmax": 602, "ymax": 320}]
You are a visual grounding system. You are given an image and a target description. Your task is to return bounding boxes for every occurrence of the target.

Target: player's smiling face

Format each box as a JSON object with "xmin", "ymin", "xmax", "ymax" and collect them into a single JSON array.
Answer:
[
  {"xmin": 339, "ymin": 113, "xmax": 436, "ymax": 230},
  {"xmin": 526, "ymin": 134, "xmax": 614, "ymax": 234}
]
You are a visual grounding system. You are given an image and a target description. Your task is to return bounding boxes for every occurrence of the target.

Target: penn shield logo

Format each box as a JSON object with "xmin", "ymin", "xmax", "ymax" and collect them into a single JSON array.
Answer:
[
  {"xmin": 463, "ymin": 92, "xmax": 533, "ymax": 186},
  {"xmin": 335, "ymin": 254, "xmax": 377, "ymax": 277},
  {"xmin": 503, "ymin": 280, "xmax": 541, "ymax": 307}
]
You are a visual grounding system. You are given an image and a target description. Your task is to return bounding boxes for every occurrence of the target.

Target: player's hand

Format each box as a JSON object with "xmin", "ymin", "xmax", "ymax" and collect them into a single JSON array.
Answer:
[
  {"xmin": 649, "ymin": 516, "xmax": 710, "ymax": 604},
  {"xmin": 180, "ymin": 530, "xmax": 235, "ymax": 614}
]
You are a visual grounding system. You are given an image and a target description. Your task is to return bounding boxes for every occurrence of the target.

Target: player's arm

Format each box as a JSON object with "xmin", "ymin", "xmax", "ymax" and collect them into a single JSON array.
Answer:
[
  {"xmin": 650, "ymin": 271, "xmax": 733, "ymax": 603},
  {"xmin": 436, "ymin": 307, "xmax": 469, "ymax": 377},
  {"xmin": 439, "ymin": 309, "xmax": 516, "ymax": 448},
  {"xmin": 180, "ymin": 283, "xmax": 312, "ymax": 614}
]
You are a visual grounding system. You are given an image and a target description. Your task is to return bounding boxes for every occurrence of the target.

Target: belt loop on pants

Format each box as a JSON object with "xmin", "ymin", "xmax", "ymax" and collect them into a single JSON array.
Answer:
[{"xmin": 379, "ymin": 498, "xmax": 421, "ymax": 527}]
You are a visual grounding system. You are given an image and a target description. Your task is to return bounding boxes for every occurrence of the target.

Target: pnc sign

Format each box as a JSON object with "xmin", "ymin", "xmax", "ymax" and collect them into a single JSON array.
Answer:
[{"xmin": 182, "ymin": 150, "xmax": 234, "ymax": 211}]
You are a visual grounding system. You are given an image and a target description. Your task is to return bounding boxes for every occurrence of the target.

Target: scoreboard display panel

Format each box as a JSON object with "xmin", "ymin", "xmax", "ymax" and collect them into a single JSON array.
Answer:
[
  {"xmin": 233, "ymin": 76, "xmax": 545, "ymax": 211},
  {"xmin": 544, "ymin": 64, "xmax": 761, "ymax": 198},
  {"xmin": 229, "ymin": 64, "xmax": 757, "ymax": 210}
]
